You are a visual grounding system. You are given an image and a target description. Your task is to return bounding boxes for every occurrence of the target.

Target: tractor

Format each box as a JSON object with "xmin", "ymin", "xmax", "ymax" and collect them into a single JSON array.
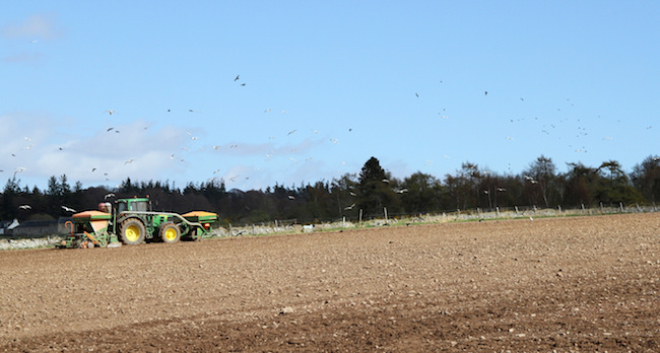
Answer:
[{"xmin": 58, "ymin": 196, "xmax": 218, "ymax": 248}]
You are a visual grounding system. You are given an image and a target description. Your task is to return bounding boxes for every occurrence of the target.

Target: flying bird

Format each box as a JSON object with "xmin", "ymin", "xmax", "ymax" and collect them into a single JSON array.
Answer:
[
  {"xmin": 484, "ymin": 91, "xmax": 488, "ymax": 96},
  {"xmin": 61, "ymin": 206, "xmax": 76, "ymax": 213},
  {"xmin": 344, "ymin": 203, "xmax": 356, "ymax": 210},
  {"xmin": 234, "ymin": 75, "xmax": 240, "ymax": 81},
  {"xmin": 106, "ymin": 110, "xmax": 115, "ymax": 115},
  {"xmin": 104, "ymin": 193, "xmax": 115, "ymax": 199},
  {"xmin": 18, "ymin": 205, "xmax": 31, "ymax": 210}
]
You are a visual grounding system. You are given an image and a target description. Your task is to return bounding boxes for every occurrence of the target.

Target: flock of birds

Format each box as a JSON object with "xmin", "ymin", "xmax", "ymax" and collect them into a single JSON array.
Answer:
[
  {"xmin": 17, "ymin": 193, "xmax": 117, "ymax": 214},
  {"xmin": 3, "ymin": 73, "xmax": 656, "ymax": 199}
]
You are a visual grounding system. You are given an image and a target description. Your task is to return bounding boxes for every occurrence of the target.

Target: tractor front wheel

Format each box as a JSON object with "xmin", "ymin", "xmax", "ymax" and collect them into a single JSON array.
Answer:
[
  {"xmin": 160, "ymin": 223, "xmax": 181, "ymax": 244},
  {"xmin": 120, "ymin": 219, "xmax": 146, "ymax": 245}
]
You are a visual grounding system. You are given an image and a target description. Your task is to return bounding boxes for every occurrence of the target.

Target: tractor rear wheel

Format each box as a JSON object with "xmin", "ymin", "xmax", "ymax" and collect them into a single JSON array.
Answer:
[
  {"xmin": 120, "ymin": 218, "xmax": 146, "ymax": 245},
  {"xmin": 160, "ymin": 223, "xmax": 181, "ymax": 244}
]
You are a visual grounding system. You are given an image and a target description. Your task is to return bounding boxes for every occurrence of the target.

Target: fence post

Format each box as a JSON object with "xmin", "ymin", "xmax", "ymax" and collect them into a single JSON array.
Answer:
[
  {"xmin": 384, "ymin": 207, "xmax": 388, "ymax": 223},
  {"xmin": 229, "ymin": 223, "xmax": 233, "ymax": 236},
  {"xmin": 581, "ymin": 204, "xmax": 585, "ymax": 214},
  {"xmin": 496, "ymin": 207, "xmax": 500, "ymax": 217},
  {"xmin": 619, "ymin": 202, "xmax": 624, "ymax": 213},
  {"xmin": 514, "ymin": 206, "xmax": 519, "ymax": 216},
  {"xmin": 558, "ymin": 205, "xmax": 562, "ymax": 213}
]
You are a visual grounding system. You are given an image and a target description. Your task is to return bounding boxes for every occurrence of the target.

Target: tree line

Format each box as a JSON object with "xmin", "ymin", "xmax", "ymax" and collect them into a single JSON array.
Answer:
[{"xmin": 2, "ymin": 155, "xmax": 659, "ymax": 226}]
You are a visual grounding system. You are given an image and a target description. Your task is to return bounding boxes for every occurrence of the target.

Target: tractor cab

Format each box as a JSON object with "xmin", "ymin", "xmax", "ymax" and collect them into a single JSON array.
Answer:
[{"xmin": 116, "ymin": 198, "xmax": 152, "ymax": 213}]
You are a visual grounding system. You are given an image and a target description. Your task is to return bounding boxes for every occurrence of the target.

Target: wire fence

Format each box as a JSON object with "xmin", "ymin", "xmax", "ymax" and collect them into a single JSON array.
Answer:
[{"xmin": 221, "ymin": 202, "xmax": 660, "ymax": 237}]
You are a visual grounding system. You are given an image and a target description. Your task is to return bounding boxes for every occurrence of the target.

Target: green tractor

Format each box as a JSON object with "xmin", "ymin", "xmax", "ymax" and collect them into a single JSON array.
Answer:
[{"xmin": 59, "ymin": 197, "xmax": 218, "ymax": 249}]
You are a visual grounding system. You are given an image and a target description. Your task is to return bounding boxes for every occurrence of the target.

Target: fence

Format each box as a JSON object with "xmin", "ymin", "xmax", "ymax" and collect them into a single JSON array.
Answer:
[{"xmin": 220, "ymin": 202, "xmax": 660, "ymax": 237}]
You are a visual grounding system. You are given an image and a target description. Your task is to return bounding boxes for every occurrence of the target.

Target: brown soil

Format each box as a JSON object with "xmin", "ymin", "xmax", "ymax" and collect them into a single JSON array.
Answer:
[{"xmin": 1, "ymin": 213, "xmax": 659, "ymax": 352}]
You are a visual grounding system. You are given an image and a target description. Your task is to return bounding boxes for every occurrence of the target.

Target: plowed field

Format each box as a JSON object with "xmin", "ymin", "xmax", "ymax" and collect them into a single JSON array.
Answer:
[{"xmin": 1, "ymin": 213, "xmax": 659, "ymax": 352}]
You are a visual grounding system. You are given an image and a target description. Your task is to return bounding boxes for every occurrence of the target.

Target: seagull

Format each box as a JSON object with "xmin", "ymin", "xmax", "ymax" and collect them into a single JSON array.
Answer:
[
  {"xmin": 18, "ymin": 205, "xmax": 31, "ymax": 210},
  {"xmin": 107, "ymin": 127, "xmax": 114, "ymax": 132},
  {"xmin": 92, "ymin": 168, "xmax": 97, "ymax": 172},
  {"xmin": 287, "ymin": 130, "xmax": 297, "ymax": 135},
  {"xmin": 415, "ymin": 92, "xmax": 419, "ymax": 98},
  {"xmin": 61, "ymin": 206, "xmax": 76, "ymax": 213},
  {"xmin": 484, "ymin": 91, "xmax": 488, "ymax": 96},
  {"xmin": 104, "ymin": 193, "xmax": 115, "ymax": 199},
  {"xmin": 382, "ymin": 179, "xmax": 390, "ymax": 184},
  {"xmin": 234, "ymin": 75, "xmax": 240, "ymax": 81},
  {"xmin": 288, "ymin": 195, "xmax": 295, "ymax": 200},
  {"xmin": 344, "ymin": 203, "xmax": 356, "ymax": 210},
  {"xmin": 124, "ymin": 159, "xmax": 135, "ymax": 165}
]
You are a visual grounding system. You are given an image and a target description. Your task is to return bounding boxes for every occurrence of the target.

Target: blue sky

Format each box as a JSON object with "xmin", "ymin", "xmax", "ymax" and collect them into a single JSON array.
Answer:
[{"xmin": 1, "ymin": 1, "xmax": 658, "ymax": 192}]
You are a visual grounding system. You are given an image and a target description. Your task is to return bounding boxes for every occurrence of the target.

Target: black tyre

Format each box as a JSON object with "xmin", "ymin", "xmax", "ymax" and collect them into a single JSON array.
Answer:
[
  {"xmin": 160, "ymin": 223, "xmax": 181, "ymax": 244},
  {"xmin": 120, "ymin": 218, "xmax": 146, "ymax": 245}
]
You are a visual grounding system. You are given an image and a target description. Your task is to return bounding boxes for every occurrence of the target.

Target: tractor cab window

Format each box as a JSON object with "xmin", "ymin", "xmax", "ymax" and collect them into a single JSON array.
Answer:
[
  {"xmin": 133, "ymin": 201, "xmax": 149, "ymax": 212},
  {"xmin": 117, "ymin": 202, "xmax": 127, "ymax": 213}
]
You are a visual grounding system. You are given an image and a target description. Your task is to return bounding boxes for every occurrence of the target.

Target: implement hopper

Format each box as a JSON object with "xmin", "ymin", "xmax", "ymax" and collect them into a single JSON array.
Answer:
[{"xmin": 182, "ymin": 211, "xmax": 218, "ymax": 223}]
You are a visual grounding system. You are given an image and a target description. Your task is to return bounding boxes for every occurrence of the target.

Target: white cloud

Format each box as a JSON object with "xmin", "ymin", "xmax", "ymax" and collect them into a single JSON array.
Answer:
[
  {"xmin": 2, "ymin": 13, "xmax": 65, "ymax": 40},
  {"xmin": 2, "ymin": 52, "xmax": 43, "ymax": 63}
]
